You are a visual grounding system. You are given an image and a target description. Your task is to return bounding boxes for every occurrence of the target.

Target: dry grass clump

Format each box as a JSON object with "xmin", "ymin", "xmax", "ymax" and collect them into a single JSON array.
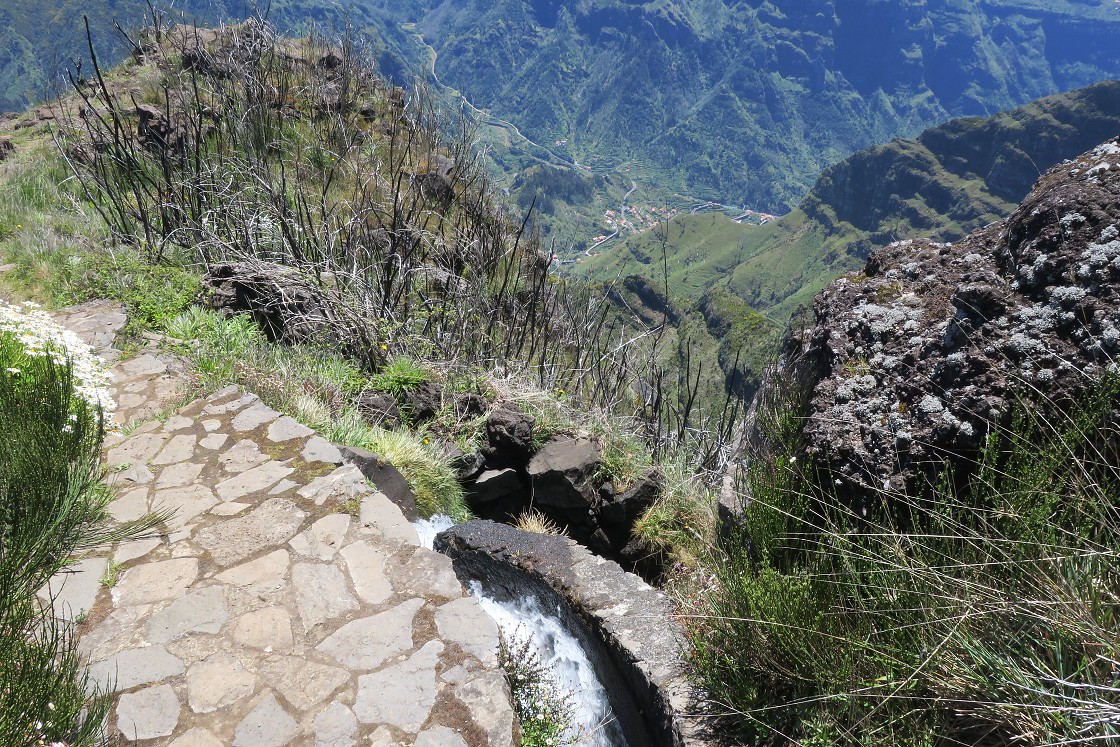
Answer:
[{"xmin": 514, "ymin": 509, "xmax": 568, "ymax": 536}]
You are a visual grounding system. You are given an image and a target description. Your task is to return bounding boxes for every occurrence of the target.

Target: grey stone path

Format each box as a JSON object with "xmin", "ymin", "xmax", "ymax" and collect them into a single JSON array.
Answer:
[{"xmin": 41, "ymin": 301, "xmax": 515, "ymax": 747}]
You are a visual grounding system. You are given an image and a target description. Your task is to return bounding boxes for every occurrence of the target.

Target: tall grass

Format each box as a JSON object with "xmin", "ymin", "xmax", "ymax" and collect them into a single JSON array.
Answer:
[
  {"xmin": 165, "ymin": 306, "xmax": 472, "ymax": 521},
  {"xmin": 685, "ymin": 375, "xmax": 1120, "ymax": 745}
]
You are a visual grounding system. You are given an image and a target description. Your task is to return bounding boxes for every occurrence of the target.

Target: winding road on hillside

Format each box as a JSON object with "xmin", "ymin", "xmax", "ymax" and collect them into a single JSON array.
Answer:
[{"xmin": 410, "ymin": 31, "xmax": 581, "ymax": 172}]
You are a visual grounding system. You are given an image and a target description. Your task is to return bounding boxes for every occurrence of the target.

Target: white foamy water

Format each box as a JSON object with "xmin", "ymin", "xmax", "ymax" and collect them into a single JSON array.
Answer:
[
  {"xmin": 414, "ymin": 513, "xmax": 455, "ymax": 549},
  {"xmin": 470, "ymin": 581, "xmax": 628, "ymax": 747},
  {"xmin": 413, "ymin": 516, "xmax": 629, "ymax": 746}
]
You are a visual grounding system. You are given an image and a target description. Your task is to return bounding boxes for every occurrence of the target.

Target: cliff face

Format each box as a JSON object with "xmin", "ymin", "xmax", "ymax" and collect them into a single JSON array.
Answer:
[{"xmin": 775, "ymin": 135, "xmax": 1120, "ymax": 503}]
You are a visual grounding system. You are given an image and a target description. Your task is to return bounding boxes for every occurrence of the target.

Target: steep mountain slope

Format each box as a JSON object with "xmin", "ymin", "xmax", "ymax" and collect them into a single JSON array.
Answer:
[
  {"xmin": 0, "ymin": 0, "xmax": 362, "ymax": 113},
  {"xmin": 362, "ymin": 0, "xmax": 1120, "ymax": 215},
  {"xmin": 578, "ymin": 79, "xmax": 1120, "ymax": 322},
  {"xmin": 6, "ymin": 1, "xmax": 1120, "ymax": 233}
]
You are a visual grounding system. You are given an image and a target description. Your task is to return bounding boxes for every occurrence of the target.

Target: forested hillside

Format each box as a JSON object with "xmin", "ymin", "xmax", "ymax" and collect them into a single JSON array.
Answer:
[
  {"xmin": 6, "ymin": 1, "xmax": 1120, "ymax": 239},
  {"xmin": 576, "ymin": 79, "xmax": 1120, "ymax": 323},
  {"xmin": 361, "ymin": 0, "xmax": 1120, "ymax": 214}
]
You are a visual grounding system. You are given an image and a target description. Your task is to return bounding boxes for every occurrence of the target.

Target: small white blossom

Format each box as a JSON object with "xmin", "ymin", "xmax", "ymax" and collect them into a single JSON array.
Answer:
[{"xmin": 0, "ymin": 300, "xmax": 117, "ymax": 427}]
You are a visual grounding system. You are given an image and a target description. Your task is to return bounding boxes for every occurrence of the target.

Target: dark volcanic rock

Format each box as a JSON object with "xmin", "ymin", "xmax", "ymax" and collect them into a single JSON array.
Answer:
[
  {"xmin": 454, "ymin": 392, "xmax": 488, "ymax": 418},
  {"xmin": 597, "ymin": 469, "xmax": 663, "ymax": 547},
  {"xmin": 482, "ymin": 405, "xmax": 535, "ymax": 468},
  {"xmin": 0, "ymin": 137, "xmax": 13, "ymax": 161},
  {"xmin": 354, "ymin": 391, "xmax": 400, "ymax": 427},
  {"xmin": 135, "ymin": 104, "xmax": 186, "ymax": 153},
  {"xmin": 203, "ymin": 261, "xmax": 376, "ymax": 366},
  {"xmin": 771, "ymin": 136, "xmax": 1120, "ymax": 503},
  {"xmin": 339, "ymin": 446, "xmax": 418, "ymax": 520},
  {"xmin": 527, "ymin": 436, "xmax": 601, "ymax": 510},
  {"xmin": 411, "ymin": 171, "xmax": 454, "ymax": 212},
  {"xmin": 468, "ymin": 468, "xmax": 524, "ymax": 507},
  {"xmin": 438, "ymin": 441, "xmax": 485, "ymax": 481},
  {"xmin": 397, "ymin": 381, "xmax": 441, "ymax": 423}
]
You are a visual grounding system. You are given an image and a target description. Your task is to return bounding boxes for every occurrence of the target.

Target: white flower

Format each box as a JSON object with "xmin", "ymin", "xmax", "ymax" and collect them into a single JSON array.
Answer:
[{"xmin": 0, "ymin": 300, "xmax": 117, "ymax": 426}]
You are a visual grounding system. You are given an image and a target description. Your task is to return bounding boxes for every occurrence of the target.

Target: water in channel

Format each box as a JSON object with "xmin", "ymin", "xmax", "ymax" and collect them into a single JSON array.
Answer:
[{"xmin": 415, "ymin": 515, "xmax": 628, "ymax": 747}]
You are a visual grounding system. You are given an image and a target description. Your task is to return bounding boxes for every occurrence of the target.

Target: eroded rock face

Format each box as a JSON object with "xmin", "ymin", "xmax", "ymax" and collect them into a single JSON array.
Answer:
[{"xmin": 775, "ymin": 136, "xmax": 1120, "ymax": 502}]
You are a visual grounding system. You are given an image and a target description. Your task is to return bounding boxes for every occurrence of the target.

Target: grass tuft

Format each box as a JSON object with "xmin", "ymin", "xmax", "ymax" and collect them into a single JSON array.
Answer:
[
  {"xmin": 684, "ymin": 373, "xmax": 1120, "ymax": 745},
  {"xmin": 515, "ymin": 509, "xmax": 567, "ymax": 536}
]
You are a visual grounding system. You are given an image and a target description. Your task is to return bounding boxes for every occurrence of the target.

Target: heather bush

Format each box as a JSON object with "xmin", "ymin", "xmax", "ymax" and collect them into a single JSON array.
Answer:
[{"xmin": 0, "ymin": 300, "xmax": 158, "ymax": 746}]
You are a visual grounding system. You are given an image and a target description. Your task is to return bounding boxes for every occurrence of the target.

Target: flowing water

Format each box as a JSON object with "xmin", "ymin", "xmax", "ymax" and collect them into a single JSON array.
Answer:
[
  {"xmin": 414, "ymin": 513, "xmax": 455, "ymax": 549},
  {"xmin": 415, "ymin": 516, "xmax": 629, "ymax": 746}
]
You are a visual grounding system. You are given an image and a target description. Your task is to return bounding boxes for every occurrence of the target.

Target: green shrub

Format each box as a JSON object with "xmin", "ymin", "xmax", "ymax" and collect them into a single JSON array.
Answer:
[
  {"xmin": 686, "ymin": 376, "xmax": 1120, "ymax": 745},
  {"xmin": 631, "ymin": 459, "xmax": 718, "ymax": 568},
  {"xmin": 72, "ymin": 253, "xmax": 200, "ymax": 335},
  {"xmin": 370, "ymin": 357, "xmax": 430, "ymax": 398},
  {"xmin": 0, "ymin": 300, "xmax": 160, "ymax": 747}
]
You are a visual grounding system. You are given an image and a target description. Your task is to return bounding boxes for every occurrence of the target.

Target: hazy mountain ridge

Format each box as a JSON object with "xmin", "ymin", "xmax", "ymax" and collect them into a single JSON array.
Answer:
[
  {"xmin": 576, "ymin": 79, "xmax": 1120, "ymax": 324},
  {"xmin": 5, "ymin": 0, "xmax": 1119, "ymax": 245},
  {"xmin": 362, "ymin": 0, "xmax": 1120, "ymax": 214}
]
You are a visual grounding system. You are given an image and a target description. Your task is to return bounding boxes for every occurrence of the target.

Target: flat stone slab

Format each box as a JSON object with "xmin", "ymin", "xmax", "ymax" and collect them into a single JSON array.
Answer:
[
  {"xmin": 354, "ymin": 641, "xmax": 443, "ymax": 729},
  {"xmin": 40, "ymin": 303, "xmax": 514, "ymax": 746},
  {"xmin": 113, "ymin": 558, "xmax": 200, "ymax": 606},
  {"xmin": 147, "ymin": 586, "xmax": 229, "ymax": 643},
  {"xmin": 117, "ymin": 683, "xmax": 181, "ymax": 740},
  {"xmin": 39, "ymin": 556, "xmax": 106, "ymax": 620},
  {"xmin": 317, "ymin": 598, "xmax": 423, "ymax": 670},
  {"xmin": 88, "ymin": 645, "xmax": 185, "ymax": 691}
]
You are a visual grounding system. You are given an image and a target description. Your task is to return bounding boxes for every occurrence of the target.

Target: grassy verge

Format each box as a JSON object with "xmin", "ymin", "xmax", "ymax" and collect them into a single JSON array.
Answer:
[
  {"xmin": 684, "ymin": 375, "xmax": 1120, "ymax": 745},
  {"xmin": 0, "ymin": 301, "xmax": 160, "ymax": 746}
]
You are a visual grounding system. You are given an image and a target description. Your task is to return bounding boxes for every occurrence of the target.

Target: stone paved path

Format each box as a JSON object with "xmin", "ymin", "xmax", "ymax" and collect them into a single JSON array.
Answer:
[{"xmin": 40, "ymin": 301, "xmax": 515, "ymax": 747}]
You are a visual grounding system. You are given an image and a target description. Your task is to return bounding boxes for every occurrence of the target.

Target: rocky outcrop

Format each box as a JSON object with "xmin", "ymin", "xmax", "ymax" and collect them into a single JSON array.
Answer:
[
  {"xmin": 527, "ymin": 437, "xmax": 601, "ymax": 510},
  {"xmin": 435, "ymin": 520, "xmax": 719, "ymax": 747},
  {"xmin": 462, "ymin": 408, "xmax": 666, "ymax": 568},
  {"xmin": 765, "ymin": 136, "xmax": 1120, "ymax": 505},
  {"xmin": 203, "ymin": 261, "xmax": 380, "ymax": 368},
  {"xmin": 481, "ymin": 405, "xmax": 535, "ymax": 468}
]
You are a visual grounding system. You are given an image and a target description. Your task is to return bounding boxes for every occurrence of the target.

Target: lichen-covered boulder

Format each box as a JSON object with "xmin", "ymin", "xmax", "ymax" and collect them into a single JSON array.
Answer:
[{"xmin": 766, "ymin": 136, "xmax": 1120, "ymax": 504}]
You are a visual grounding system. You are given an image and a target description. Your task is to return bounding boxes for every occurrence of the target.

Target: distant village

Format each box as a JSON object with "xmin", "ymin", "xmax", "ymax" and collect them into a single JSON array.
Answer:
[{"xmin": 592, "ymin": 202, "xmax": 776, "ymax": 244}]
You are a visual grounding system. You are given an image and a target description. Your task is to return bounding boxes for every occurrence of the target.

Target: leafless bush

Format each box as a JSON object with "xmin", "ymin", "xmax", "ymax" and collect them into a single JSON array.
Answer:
[{"xmin": 58, "ymin": 16, "xmax": 741, "ymax": 467}]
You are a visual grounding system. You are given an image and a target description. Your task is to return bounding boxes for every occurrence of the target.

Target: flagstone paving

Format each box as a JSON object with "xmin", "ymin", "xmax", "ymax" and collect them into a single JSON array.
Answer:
[{"xmin": 41, "ymin": 301, "xmax": 515, "ymax": 747}]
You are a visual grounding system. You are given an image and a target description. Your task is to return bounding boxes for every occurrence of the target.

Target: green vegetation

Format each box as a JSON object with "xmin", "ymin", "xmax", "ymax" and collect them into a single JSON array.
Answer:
[
  {"xmin": 2, "ymin": 9, "xmax": 1120, "ymax": 747},
  {"xmin": 499, "ymin": 631, "xmax": 578, "ymax": 747},
  {"xmin": 631, "ymin": 458, "xmax": 718, "ymax": 569},
  {"xmin": 0, "ymin": 301, "xmax": 160, "ymax": 747},
  {"xmin": 370, "ymin": 357, "xmax": 431, "ymax": 398},
  {"xmin": 578, "ymin": 80, "xmax": 1120, "ymax": 326},
  {"xmin": 333, "ymin": 420, "xmax": 472, "ymax": 523},
  {"xmin": 683, "ymin": 373, "xmax": 1120, "ymax": 745}
]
